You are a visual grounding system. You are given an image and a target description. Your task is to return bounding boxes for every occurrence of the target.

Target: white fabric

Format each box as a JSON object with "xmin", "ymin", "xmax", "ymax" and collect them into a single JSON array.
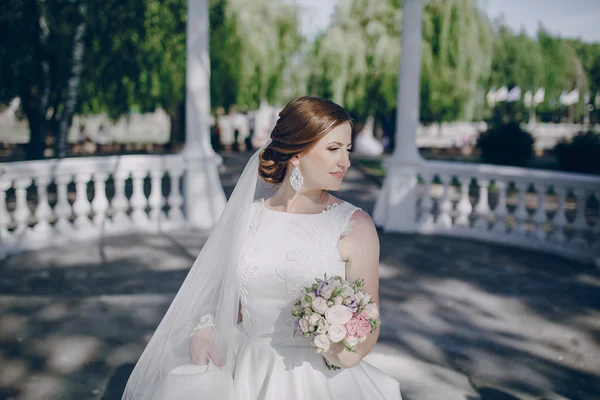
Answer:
[
  {"xmin": 123, "ymin": 141, "xmax": 276, "ymax": 400},
  {"xmin": 232, "ymin": 198, "xmax": 402, "ymax": 399},
  {"xmin": 150, "ymin": 360, "xmax": 237, "ymax": 400},
  {"xmin": 123, "ymin": 137, "xmax": 402, "ymax": 399}
]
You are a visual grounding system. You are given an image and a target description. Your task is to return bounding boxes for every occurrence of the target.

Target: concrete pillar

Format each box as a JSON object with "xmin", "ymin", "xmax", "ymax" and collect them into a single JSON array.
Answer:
[
  {"xmin": 373, "ymin": 0, "xmax": 424, "ymax": 232},
  {"xmin": 183, "ymin": 0, "xmax": 226, "ymax": 229}
]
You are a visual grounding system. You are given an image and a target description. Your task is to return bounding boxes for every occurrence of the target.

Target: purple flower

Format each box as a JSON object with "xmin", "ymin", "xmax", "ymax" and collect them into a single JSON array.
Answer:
[
  {"xmin": 316, "ymin": 281, "xmax": 329, "ymax": 297},
  {"xmin": 345, "ymin": 298, "xmax": 359, "ymax": 313},
  {"xmin": 295, "ymin": 320, "xmax": 302, "ymax": 335}
]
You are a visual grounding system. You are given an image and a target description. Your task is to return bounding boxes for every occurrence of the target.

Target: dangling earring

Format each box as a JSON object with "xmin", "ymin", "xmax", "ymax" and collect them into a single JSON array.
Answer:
[{"xmin": 289, "ymin": 166, "xmax": 303, "ymax": 192}]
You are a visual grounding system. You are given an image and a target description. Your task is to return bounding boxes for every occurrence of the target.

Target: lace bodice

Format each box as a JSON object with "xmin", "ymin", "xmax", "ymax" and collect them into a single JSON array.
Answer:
[{"xmin": 238, "ymin": 198, "xmax": 361, "ymax": 347}]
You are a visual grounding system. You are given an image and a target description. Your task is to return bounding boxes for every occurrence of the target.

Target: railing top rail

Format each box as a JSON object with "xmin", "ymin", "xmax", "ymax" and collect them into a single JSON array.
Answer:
[
  {"xmin": 0, "ymin": 153, "xmax": 185, "ymax": 181},
  {"xmin": 420, "ymin": 160, "xmax": 600, "ymax": 188}
]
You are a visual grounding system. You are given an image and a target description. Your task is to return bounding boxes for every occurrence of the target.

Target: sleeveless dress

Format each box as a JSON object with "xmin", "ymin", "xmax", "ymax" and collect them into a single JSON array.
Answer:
[{"xmin": 233, "ymin": 198, "xmax": 402, "ymax": 400}]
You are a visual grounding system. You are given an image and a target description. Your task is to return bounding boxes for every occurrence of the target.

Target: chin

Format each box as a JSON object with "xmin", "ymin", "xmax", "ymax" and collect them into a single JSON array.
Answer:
[{"xmin": 325, "ymin": 182, "xmax": 343, "ymax": 191}]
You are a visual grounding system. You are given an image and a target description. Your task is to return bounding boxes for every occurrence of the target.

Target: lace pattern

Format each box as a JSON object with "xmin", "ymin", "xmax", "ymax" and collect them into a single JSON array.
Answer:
[
  {"xmin": 239, "ymin": 198, "xmax": 361, "ymax": 345},
  {"xmin": 238, "ymin": 200, "xmax": 264, "ymax": 334}
]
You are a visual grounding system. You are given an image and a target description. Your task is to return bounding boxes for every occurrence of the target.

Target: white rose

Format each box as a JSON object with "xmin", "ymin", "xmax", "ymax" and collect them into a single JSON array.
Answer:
[
  {"xmin": 298, "ymin": 317, "xmax": 311, "ymax": 333},
  {"xmin": 329, "ymin": 279, "xmax": 342, "ymax": 289},
  {"xmin": 315, "ymin": 319, "xmax": 330, "ymax": 334},
  {"xmin": 327, "ymin": 324, "xmax": 348, "ymax": 343},
  {"xmin": 355, "ymin": 291, "xmax": 371, "ymax": 305},
  {"xmin": 301, "ymin": 293, "xmax": 315, "ymax": 308},
  {"xmin": 343, "ymin": 336, "xmax": 359, "ymax": 348},
  {"xmin": 362, "ymin": 303, "xmax": 379, "ymax": 319},
  {"xmin": 320, "ymin": 285, "xmax": 335, "ymax": 299},
  {"xmin": 307, "ymin": 314, "xmax": 321, "ymax": 327},
  {"xmin": 358, "ymin": 336, "xmax": 367, "ymax": 344},
  {"xmin": 333, "ymin": 296, "xmax": 343, "ymax": 305},
  {"xmin": 324, "ymin": 304, "xmax": 353, "ymax": 325},
  {"xmin": 311, "ymin": 297, "xmax": 329, "ymax": 315},
  {"xmin": 338, "ymin": 284, "xmax": 355, "ymax": 298},
  {"xmin": 313, "ymin": 334, "xmax": 331, "ymax": 353}
]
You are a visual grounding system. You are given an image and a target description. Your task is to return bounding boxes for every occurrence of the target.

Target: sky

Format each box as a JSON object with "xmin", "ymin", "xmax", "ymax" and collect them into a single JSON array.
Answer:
[{"xmin": 294, "ymin": 0, "xmax": 600, "ymax": 43}]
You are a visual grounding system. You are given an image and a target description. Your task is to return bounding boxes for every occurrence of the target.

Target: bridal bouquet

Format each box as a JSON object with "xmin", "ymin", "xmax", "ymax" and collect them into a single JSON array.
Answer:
[{"xmin": 291, "ymin": 275, "xmax": 381, "ymax": 370}]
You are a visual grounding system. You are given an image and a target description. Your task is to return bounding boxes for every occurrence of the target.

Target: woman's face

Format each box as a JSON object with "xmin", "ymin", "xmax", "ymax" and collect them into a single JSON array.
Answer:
[{"xmin": 293, "ymin": 122, "xmax": 353, "ymax": 192}]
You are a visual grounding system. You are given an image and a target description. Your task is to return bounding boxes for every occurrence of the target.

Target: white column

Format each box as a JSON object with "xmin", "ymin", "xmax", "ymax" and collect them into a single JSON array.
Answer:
[
  {"xmin": 373, "ymin": 0, "xmax": 424, "ymax": 232},
  {"xmin": 183, "ymin": 0, "xmax": 226, "ymax": 229}
]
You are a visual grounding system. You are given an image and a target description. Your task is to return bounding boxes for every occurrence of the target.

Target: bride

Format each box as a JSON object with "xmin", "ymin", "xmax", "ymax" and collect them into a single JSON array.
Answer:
[{"xmin": 123, "ymin": 96, "xmax": 402, "ymax": 399}]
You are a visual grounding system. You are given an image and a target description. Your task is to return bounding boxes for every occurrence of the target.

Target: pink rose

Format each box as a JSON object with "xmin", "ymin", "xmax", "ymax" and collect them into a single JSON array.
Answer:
[
  {"xmin": 344, "ymin": 335, "xmax": 359, "ymax": 348},
  {"xmin": 345, "ymin": 318, "xmax": 360, "ymax": 337},
  {"xmin": 356, "ymin": 315, "xmax": 372, "ymax": 338},
  {"xmin": 360, "ymin": 303, "xmax": 379, "ymax": 320}
]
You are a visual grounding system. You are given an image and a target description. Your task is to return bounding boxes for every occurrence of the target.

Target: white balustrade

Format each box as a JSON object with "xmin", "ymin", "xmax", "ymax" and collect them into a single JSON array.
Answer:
[
  {"xmin": 416, "ymin": 161, "xmax": 600, "ymax": 264},
  {"xmin": 0, "ymin": 154, "xmax": 188, "ymax": 257}
]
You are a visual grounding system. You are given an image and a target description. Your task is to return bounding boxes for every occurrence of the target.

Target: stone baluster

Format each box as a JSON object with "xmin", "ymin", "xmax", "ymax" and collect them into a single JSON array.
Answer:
[
  {"xmin": 532, "ymin": 184, "xmax": 548, "ymax": 241},
  {"xmin": 417, "ymin": 173, "xmax": 434, "ymax": 231},
  {"xmin": 92, "ymin": 172, "xmax": 109, "ymax": 226},
  {"xmin": 13, "ymin": 178, "xmax": 31, "ymax": 234},
  {"xmin": 167, "ymin": 167, "xmax": 184, "ymax": 222},
  {"xmin": 72, "ymin": 173, "xmax": 92, "ymax": 229},
  {"xmin": 148, "ymin": 169, "xmax": 165, "ymax": 223},
  {"xmin": 33, "ymin": 176, "xmax": 53, "ymax": 235},
  {"xmin": 570, "ymin": 188, "xmax": 589, "ymax": 249},
  {"xmin": 0, "ymin": 181, "xmax": 12, "ymax": 244},
  {"xmin": 513, "ymin": 182, "xmax": 529, "ymax": 236},
  {"xmin": 550, "ymin": 188, "xmax": 568, "ymax": 244},
  {"xmin": 492, "ymin": 181, "xmax": 509, "ymax": 234},
  {"xmin": 454, "ymin": 176, "xmax": 473, "ymax": 228},
  {"xmin": 473, "ymin": 179, "xmax": 490, "ymax": 230},
  {"xmin": 54, "ymin": 175, "xmax": 73, "ymax": 232},
  {"xmin": 436, "ymin": 176, "xmax": 452, "ymax": 229},
  {"xmin": 130, "ymin": 169, "xmax": 148, "ymax": 224},
  {"xmin": 112, "ymin": 171, "xmax": 130, "ymax": 225}
]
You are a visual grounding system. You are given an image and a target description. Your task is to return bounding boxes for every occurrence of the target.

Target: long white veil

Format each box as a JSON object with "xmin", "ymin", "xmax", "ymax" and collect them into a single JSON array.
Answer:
[{"xmin": 123, "ymin": 141, "xmax": 275, "ymax": 399}]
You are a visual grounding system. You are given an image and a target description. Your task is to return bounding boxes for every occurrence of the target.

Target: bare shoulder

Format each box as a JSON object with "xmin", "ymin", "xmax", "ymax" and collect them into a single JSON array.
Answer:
[{"xmin": 347, "ymin": 209, "xmax": 378, "ymax": 239}]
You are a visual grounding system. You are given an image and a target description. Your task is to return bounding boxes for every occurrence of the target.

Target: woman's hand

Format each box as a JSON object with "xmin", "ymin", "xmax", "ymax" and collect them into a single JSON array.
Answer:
[{"xmin": 189, "ymin": 326, "xmax": 223, "ymax": 367}]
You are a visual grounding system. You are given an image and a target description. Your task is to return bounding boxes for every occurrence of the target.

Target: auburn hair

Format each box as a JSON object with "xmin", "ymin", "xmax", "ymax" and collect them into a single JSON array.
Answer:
[{"xmin": 258, "ymin": 96, "xmax": 352, "ymax": 185}]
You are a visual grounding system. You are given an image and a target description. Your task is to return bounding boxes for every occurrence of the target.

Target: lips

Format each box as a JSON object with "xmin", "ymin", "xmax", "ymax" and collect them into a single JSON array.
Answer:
[{"xmin": 330, "ymin": 172, "xmax": 344, "ymax": 180}]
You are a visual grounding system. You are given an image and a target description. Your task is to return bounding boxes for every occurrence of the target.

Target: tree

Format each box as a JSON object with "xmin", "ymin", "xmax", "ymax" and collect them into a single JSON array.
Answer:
[
  {"xmin": 420, "ymin": 0, "xmax": 493, "ymax": 122},
  {"xmin": 311, "ymin": 0, "xmax": 401, "ymax": 122},
  {"xmin": 78, "ymin": 0, "xmax": 188, "ymax": 147},
  {"xmin": 226, "ymin": 0, "xmax": 304, "ymax": 109},
  {"xmin": 1, "ymin": 0, "xmax": 87, "ymax": 160}
]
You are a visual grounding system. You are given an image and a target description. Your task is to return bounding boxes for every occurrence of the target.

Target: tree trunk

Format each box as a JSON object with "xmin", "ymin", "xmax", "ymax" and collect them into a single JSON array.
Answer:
[
  {"xmin": 167, "ymin": 102, "xmax": 186, "ymax": 152},
  {"xmin": 56, "ymin": 3, "xmax": 87, "ymax": 159},
  {"xmin": 23, "ymin": 0, "xmax": 52, "ymax": 160},
  {"xmin": 23, "ymin": 95, "xmax": 46, "ymax": 160}
]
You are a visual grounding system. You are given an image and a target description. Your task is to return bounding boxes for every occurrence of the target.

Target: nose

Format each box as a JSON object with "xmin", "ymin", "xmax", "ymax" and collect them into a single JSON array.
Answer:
[{"xmin": 339, "ymin": 151, "xmax": 351, "ymax": 169}]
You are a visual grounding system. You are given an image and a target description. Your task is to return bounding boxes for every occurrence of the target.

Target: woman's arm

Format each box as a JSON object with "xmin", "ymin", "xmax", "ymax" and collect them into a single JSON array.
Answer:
[{"xmin": 323, "ymin": 209, "xmax": 381, "ymax": 369}]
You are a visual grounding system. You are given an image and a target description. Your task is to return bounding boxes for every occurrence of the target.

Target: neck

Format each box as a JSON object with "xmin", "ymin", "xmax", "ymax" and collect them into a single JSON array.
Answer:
[{"xmin": 269, "ymin": 182, "xmax": 328, "ymax": 213}]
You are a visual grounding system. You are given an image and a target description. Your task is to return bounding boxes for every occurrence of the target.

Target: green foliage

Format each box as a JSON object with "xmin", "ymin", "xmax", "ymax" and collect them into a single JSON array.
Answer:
[
  {"xmin": 476, "ymin": 122, "xmax": 534, "ymax": 167},
  {"xmin": 79, "ymin": 0, "xmax": 187, "ymax": 119},
  {"xmin": 310, "ymin": 0, "xmax": 402, "ymax": 121},
  {"xmin": 421, "ymin": 0, "xmax": 493, "ymax": 122},
  {"xmin": 227, "ymin": 0, "xmax": 304, "ymax": 109},
  {"xmin": 553, "ymin": 131, "xmax": 600, "ymax": 175},
  {"xmin": 0, "ymin": 0, "xmax": 87, "ymax": 159}
]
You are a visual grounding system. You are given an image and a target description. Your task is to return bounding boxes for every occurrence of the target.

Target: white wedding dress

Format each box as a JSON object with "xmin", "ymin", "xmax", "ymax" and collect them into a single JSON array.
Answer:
[{"xmin": 232, "ymin": 198, "xmax": 402, "ymax": 400}]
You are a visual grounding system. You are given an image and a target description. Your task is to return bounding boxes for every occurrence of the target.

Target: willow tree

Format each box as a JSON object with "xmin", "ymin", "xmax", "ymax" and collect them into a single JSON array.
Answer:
[
  {"xmin": 227, "ymin": 0, "xmax": 304, "ymax": 109},
  {"xmin": 311, "ymin": 0, "xmax": 402, "ymax": 122},
  {"xmin": 420, "ymin": 0, "xmax": 494, "ymax": 122}
]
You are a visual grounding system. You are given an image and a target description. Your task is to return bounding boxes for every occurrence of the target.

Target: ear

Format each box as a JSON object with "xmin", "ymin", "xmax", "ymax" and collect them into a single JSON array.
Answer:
[{"xmin": 290, "ymin": 154, "xmax": 300, "ymax": 168}]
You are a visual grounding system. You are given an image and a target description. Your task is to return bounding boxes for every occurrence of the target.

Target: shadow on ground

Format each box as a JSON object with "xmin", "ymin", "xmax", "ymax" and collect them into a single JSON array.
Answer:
[{"xmin": 0, "ymin": 151, "xmax": 598, "ymax": 400}]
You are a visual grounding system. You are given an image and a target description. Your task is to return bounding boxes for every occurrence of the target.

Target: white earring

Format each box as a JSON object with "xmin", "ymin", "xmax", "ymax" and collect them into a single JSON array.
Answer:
[{"xmin": 289, "ymin": 166, "xmax": 303, "ymax": 192}]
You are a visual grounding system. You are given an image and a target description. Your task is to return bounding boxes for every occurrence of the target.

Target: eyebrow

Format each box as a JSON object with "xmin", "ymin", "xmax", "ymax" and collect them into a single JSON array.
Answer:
[{"xmin": 329, "ymin": 142, "xmax": 352, "ymax": 146}]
